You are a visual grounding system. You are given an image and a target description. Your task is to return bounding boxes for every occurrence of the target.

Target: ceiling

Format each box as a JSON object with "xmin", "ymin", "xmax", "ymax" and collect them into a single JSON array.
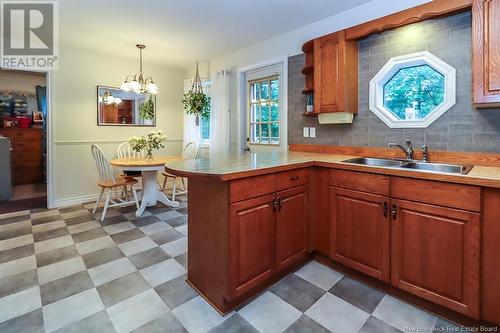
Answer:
[{"xmin": 60, "ymin": 0, "xmax": 374, "ymax": 69}]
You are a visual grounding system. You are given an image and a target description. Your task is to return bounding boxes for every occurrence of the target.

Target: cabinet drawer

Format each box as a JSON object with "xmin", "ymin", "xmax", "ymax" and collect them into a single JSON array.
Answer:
[
  {"xmin": 0, "ymin": 129, "xmax": 41, "ymax": 139},
  {"xmin": 276, "ymin": 168, "xmax": 309, "ymax": 191},
  {"xmin": 229, "ymin": 174, "xmax": 276, "ymax": 203},
  {"xmin": 391, "ymin": 178, "xmax": 481, "ymax": 212},
  {"xmin": 12, "ymin": 172, "xmax": 42, "ymax": 185},
  {"xmin": 13, "ymin": 159, "xmax": 41, "ymax": 170},
  {"xmin": 330, "ymin": 169, "xmax": 390, "ymax": 196},
  {"xmin": 12, "ymin": 151, "xmax": 42, "ymax": 162},
  {"xmin": 12, "ymin": 140, "xmax": 41, "ymax": 151}
]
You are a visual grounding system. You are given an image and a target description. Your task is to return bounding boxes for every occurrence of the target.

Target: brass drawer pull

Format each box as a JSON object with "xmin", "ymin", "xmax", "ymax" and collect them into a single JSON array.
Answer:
[{"xmin": 289, "ymin": 175, "xmax": 299, "ymax": 181}]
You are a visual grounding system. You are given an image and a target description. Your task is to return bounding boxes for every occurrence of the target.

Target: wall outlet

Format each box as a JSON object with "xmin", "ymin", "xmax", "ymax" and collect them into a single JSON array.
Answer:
[
  {"xmin": 303, "ymin": 127, "xmax": 309, "ymax": 138},
  {"xmin": 309, "ymin": 127, "xmax": 316, "ymax": 138}
]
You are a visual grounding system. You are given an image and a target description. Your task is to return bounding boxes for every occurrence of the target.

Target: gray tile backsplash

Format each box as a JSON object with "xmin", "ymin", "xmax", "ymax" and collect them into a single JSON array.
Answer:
[{"xmin": 288, "ymin": 11, "xmax": 500, "ymax": 153}]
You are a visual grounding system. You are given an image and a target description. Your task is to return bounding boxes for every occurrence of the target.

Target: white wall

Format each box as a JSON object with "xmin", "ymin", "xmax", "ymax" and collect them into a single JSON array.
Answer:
[
  {"xmin": 208, "ymin": 0, "xmax": 430, "ymax": 151},
  {"xmin": 51, "ymin": 47, "xmax": 185, "ymax": 207}
]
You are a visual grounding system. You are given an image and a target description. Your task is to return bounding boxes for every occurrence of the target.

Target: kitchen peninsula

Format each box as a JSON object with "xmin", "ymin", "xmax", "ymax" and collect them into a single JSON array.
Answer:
[{"xmin": 165, "ymin": 147, "xmax": 500, "ymax": 326}]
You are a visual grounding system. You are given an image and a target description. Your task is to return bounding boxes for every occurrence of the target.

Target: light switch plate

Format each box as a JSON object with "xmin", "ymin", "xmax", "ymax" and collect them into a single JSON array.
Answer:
[
  {"xmin": 303, "ymin": 127, "xmax": 309, "ymax": 138},
  {"xmin": 309, "ymin": 127, "xmax": 316, "ymax": 138}
]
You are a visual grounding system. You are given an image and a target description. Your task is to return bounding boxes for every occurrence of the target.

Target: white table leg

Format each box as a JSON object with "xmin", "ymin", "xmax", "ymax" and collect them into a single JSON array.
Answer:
[{"xmin": 136, "ymin": 170, "xmax": 180, "ymax": 217}]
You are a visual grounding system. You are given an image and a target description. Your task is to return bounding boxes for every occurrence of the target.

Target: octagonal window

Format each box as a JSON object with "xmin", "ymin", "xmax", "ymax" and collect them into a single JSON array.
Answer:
[
  {"xmin": 383, "ymin": 64, "xmax": 445, "ymax": 121},
  {"xmin": 370, "ymin": 51, "xmax": 456, "ymax": 128}
]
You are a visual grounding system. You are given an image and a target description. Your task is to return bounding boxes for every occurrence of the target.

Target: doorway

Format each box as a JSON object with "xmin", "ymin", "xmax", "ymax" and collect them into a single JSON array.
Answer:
[
  {"xmin": 0, "ymin": 69, "xmax": 49, "ymax": 213},
  {"xmin": 239, "ymin": 59, "xmax": 288, "ymax": 153}
]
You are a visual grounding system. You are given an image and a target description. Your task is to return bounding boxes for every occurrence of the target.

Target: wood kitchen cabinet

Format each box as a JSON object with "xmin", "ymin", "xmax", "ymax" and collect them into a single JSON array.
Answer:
[
  {"xmin": 0, "ymin": 128, "xmax": 42, "ymax": 185},
  {"xmin": 276, "ymin": 185, "xmax": 308, "ymax": 272},
  {"xmin": 391, "ymin": 199, "xmax": 480, "ymax": 318},
  {"xmin": 330, "ymin": 187, "xmax": 391, "ymax": 282},
  {"xmin": 313, "ymin": 30, "xmax": 358, "ymax": 114},
  {"xmin": 473, "ymin": 0, "xmax": 500, "ymax": 107},
  {"xmin": 187, "ymin": 173, "xmax": 307, "ymax": 314},
  {"xmin": 228, "ymin": 194, "xmax": 276, "ymax": 299},
  {"xmin": 228, "ymin": 184, "xmax": 309, "ymax": 299}
]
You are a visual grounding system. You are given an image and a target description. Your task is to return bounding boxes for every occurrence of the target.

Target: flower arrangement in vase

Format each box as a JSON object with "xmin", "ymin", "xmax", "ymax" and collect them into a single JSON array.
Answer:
[{"xmin": 128, "ymin": 130, "xmax": 167, "ymax": 159}]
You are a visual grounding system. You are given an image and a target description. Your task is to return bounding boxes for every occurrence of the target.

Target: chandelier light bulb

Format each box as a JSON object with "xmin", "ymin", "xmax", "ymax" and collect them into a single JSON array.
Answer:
[
  {"xmin": 146, "ymin": 82, "xmax": 159, "ymax": 94},
  {"xmin": 129, "ymin": 80, "xmax": 141, "ymax": 91},
  {"xmin": 120, "ymin": 82, "xmax": 131, "ymax": 91}
]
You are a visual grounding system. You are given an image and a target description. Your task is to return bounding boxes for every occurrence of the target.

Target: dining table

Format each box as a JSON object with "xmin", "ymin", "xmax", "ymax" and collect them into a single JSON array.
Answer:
[{"xmin": 110, "ymin": 156, "xmax": 181, "ymax": 217}]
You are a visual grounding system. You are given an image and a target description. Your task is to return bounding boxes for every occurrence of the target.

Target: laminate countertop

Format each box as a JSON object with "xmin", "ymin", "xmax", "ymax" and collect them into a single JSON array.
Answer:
[{"xmin": 165, "ymin": 151, "xmax": 500, "ymax": 188}]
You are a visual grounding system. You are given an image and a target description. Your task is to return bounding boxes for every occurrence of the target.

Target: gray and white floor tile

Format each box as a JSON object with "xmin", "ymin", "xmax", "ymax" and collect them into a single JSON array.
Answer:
[{"xmin": 0, "ymin": 196, "xmax": 462, "ymax": 332}]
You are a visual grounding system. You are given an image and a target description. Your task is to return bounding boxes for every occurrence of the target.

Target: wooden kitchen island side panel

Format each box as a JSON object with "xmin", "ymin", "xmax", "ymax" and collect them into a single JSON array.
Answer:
[{"xmin": 187, "ymin": 176, "xmax": 229, "ymax": 312}]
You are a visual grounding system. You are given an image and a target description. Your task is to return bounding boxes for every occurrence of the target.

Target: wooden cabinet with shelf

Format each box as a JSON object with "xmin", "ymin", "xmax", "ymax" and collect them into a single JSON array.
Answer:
[
  {"xmin": 473, "ymin": 0, "xmax": 500, "ymax": 107},
  {"xmin": 301, "ymin": 40, "xmax": 315, "ymax": 97},
  {"xmin": 300, "ymin": 30, "xmax": 358, "ymax": 116}
]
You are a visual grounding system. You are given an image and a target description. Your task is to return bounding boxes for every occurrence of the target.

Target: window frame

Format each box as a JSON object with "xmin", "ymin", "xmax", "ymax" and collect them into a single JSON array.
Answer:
[
  {"xmin": 369, "ymin": 51, "xmax": 456, "ymax": 129},
  {"xmin": 247, "ymin": 75, "xmax": 280, "ymax": 146}
]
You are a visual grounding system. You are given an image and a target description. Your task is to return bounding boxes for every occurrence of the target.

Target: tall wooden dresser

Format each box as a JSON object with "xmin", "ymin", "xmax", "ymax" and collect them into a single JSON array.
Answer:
[{"xmin": 0, "ymin": 128, "xmax": 42, "ymax": 185}]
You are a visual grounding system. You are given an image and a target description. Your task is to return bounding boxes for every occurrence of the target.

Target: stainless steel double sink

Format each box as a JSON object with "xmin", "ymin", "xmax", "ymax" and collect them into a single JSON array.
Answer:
[{"xmin": 342, "ymin": 157, "xmax": 473, "ymax": 175}]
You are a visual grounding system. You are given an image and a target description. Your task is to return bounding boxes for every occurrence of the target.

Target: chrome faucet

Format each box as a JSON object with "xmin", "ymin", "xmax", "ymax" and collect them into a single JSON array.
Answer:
[
  {"xmin": 388, "ymin": 140, "xmax": 414, "ymax": 160},
  {"xmin": 422, "ymin": 144, "xmax": 429, "ymax": 163}
]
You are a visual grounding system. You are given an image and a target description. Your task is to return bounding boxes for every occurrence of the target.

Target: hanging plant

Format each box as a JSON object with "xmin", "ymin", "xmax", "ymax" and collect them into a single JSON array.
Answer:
[
  {"xmin": 139, "ymin": 96, "xmax": 155, "ymax": 120},
  {"xmin": 183, "ymin": 62, "xmax": 210, "ymax": 126}
]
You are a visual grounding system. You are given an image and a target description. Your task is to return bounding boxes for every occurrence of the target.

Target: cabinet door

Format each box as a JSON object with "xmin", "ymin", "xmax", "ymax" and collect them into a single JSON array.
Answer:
[
  {"xmin": 330, "ymin": 187, "xmax": 391, "ymax": 282},
  {"xmin": 228, "ymin": 194, "xmax": 276, "ymax": 300},
  {"xmin": 276, "ymin": 185, "xmax": 308, "ymax": 272},
  {"xmin": 391, "ymin": 199, "xmax": 480, "ymax": 318},
  {"xmin": 314, "ymin": 32, "xmax": 344, "ymax": 113},
  {"xmin": 473, "ymin": 0, "xmax": 500, "ymax": 106}
]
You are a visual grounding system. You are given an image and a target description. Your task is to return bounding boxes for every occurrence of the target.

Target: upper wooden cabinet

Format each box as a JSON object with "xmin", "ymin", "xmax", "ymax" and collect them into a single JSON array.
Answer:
[
  {"xmin": 473, "ymin": 0, "xmax": 500, "ymax": 107},
  {"xmin": 313, "ymin": 31, "xmax": 358, "ymax": 114}
]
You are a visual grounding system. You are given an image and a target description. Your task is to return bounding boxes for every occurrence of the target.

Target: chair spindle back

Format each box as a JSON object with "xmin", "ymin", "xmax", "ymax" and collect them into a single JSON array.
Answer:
[{"xmin": 91, "ymin": 144, "xmax": 115, "ymax": 184}]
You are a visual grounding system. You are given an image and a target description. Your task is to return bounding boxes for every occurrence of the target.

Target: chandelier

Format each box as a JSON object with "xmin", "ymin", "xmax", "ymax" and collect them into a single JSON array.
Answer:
[
  {"xmin": 99, "ymin": 90, "xmax": 122, "ymax": 105},
  {"xmin": 120, "ymin": 44, "xmax": 159, "ymax": 94}
]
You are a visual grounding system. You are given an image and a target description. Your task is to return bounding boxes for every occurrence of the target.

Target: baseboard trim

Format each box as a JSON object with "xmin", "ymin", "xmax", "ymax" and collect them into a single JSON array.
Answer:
[{"xmin": 54, "ymin": 193, "xmax": 99, "ymax": 208}]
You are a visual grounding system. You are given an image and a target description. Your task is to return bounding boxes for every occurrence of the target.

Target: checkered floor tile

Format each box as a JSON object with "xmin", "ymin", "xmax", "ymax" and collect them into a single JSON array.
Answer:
[{"xmin": 0, "ymin": 195, "xmax": 462, "ymax": 333}]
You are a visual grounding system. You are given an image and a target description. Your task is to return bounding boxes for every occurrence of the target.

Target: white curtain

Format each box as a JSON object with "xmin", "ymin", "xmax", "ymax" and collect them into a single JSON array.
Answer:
[{"xmin": 210, "ymin": 68, "xmax": 232, "ymax": 156}]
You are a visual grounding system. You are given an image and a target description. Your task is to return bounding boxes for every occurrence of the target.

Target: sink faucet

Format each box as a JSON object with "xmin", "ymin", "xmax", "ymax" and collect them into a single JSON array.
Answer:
[
  {"xmin": 388, "ymin": 140, "xmax": 414, "ymax": 160},
  {"xmin": 422, "ymin": 144, "xmax": 429, "ymax": 163}
]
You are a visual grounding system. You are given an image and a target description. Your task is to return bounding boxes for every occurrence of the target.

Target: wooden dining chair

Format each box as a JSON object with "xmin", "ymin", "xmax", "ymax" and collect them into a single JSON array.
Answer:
[
  {"xmin": 162, "ymin": 141, "xmax": 198, "ymax": 200},
  {"xmin": 117, "ymin": 142, "xmax": 144, "ymax": 178},
  {"xmin": 117, "ymin": 141, "xmax": 163, "ymax": 190},
  {"xmin": 91, "ymin": 144, "xmax": 139, "ymax": 221}
]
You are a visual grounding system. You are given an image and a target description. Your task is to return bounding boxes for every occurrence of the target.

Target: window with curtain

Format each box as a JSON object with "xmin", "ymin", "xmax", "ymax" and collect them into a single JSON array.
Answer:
[
  {"xmin": 200, "ymin": 82, "xmax": 211, "ymax": 144},
  {"xmin": 248, "ymin": 76, "xmax": 279, "ymax": 145}
]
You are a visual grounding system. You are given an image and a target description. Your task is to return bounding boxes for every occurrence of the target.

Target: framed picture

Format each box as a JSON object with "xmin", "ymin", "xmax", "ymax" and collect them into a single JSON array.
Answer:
[{"xmin": 33, "ymin": 111, "xmax": 44, "ymax": 123}]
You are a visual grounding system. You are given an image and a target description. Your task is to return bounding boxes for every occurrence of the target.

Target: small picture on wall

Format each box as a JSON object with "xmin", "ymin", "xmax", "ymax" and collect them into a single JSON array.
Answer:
[{"xmin": 33, "ymin": 111, "xmax": 44, "ymax": 123}]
